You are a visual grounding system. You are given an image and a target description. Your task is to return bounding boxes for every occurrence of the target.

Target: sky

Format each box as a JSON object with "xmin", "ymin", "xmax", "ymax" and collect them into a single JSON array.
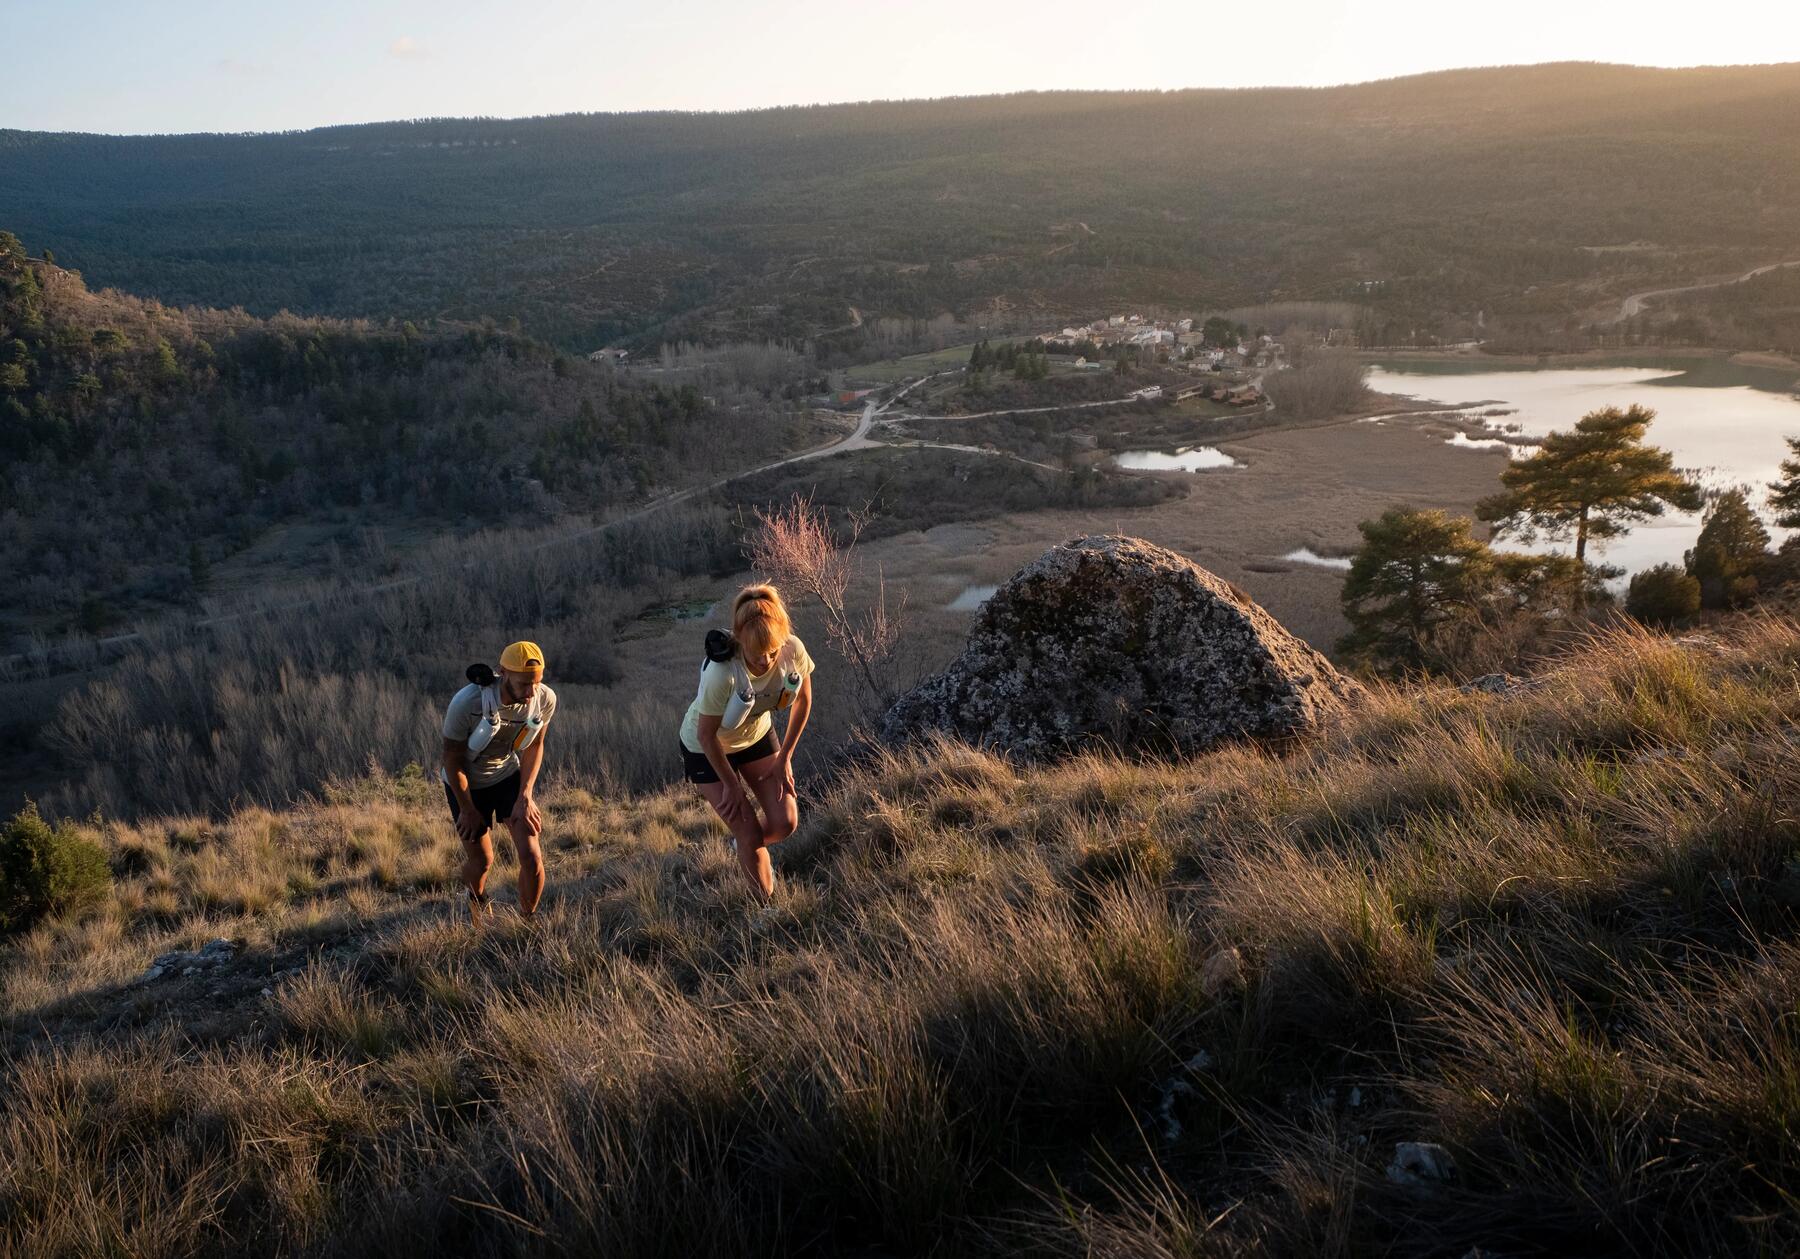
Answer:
[{"xmin": 5, "ymin": 0, "xmax": 1800, "ymax": 135}]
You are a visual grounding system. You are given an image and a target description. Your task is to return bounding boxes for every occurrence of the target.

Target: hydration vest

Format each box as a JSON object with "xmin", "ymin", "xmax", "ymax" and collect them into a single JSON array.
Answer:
[
  {"xmin": 465, "ymin": 682, "xmax": 548, "ymax": 756},
  {"xmin": 698, "ymin": 635, "xmax": 801, "ymax": 732}
]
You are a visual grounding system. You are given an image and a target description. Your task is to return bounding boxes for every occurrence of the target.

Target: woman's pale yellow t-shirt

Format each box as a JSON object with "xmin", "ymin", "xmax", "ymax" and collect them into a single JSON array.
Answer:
[{"xmin": 678, "ymin": 636, "xmax": 816, "ymax": 755}]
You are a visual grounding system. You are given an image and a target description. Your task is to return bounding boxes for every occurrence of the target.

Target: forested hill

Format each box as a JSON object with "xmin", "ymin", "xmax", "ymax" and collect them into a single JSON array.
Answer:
[
  {"xmin": 4, "ymin": 62, "xmax": 1800, "ymax": 350},
  {"xmin": 0, "ymin": 233, "xmax": 808, "ymax": 639}
]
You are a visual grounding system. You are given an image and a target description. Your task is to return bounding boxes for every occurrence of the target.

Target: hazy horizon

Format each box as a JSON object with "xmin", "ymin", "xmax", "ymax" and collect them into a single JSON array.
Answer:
[
  {"xmin": 9, "ymin": 59, "xmax": 1800, "ymax": 140},
  {"xmin": 5, "ymin": 0, "xmax": 1800, "ymax": 136}
]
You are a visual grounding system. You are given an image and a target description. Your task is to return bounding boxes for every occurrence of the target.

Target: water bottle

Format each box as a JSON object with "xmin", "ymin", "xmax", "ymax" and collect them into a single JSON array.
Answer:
[{"xmin": 721, "ymin": 669, "xmax": 757, "ymax": 729}]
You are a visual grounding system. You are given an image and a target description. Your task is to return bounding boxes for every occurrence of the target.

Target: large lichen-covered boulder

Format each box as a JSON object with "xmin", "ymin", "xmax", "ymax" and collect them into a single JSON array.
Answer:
[{"xmin": 882, "ymin": 534, "xmax": 1363, "ymax": 760}]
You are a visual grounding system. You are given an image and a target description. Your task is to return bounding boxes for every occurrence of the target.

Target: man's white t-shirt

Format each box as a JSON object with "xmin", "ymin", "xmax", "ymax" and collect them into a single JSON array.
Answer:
[{"xmin": 441, "ymin": 683, "xmax": 558, "ymax": 788}]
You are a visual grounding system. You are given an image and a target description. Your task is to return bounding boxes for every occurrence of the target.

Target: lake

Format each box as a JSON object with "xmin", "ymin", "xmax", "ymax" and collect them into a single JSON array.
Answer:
[{"xmin": 1367, "ymin": 357, "xmax": 1800, "ymax": 576}]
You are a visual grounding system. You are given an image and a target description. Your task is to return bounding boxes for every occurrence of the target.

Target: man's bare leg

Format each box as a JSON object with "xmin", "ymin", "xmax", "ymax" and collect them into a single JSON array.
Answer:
[
  {"xmin": 507, "ymin": 815, "xmax": 546, "ymax": 916},
  {"xmin": 461, "ymin": 829, "xmax": 495, "ymax": 924}
]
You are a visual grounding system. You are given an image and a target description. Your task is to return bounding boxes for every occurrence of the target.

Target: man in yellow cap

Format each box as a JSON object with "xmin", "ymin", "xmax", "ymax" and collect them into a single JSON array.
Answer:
[{"xmin": 441, "ymin": 640, "xmax": 557, "ymax": 922}]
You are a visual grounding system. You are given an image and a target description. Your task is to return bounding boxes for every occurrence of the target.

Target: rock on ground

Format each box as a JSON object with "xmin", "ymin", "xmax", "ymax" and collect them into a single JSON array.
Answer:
[
  {"xmin": 882, "ymin": 534, "xmax": 1364, "ymax": 760},
  {"xmin": 1387, "ymin": 1141, "xmax": 1458, "ymax": 1186}
]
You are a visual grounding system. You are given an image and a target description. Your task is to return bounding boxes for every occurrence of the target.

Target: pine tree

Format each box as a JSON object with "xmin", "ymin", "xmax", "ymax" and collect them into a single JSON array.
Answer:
[
  {"xmin": 151, "ymin": 339, "xmax": 184, "ymax": 390},
  {"xmin": 1767, "ymin": 436, "xmax": 1800, "ymax": 528},
  {"xmin": 1477, "ymin": 404, "xmax": 1701, "ymax": 563},
  {"xmin": 1339, "ymin": 506, "xmax": 1496, "ymax": 670},
  {"xmin": 1685, "ymin": 488, "xmax": 1770, "ymax": 608}
]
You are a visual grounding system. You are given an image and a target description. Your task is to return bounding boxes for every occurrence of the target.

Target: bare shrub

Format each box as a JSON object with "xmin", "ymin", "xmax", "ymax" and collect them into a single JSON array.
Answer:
[
  {"xmin": 1261, "ymin": 351, "xmax": 1370, "ymax": 419},
  {"xmin": 746, "ymin": 495, "xmax": 905, "ymax": 722}
]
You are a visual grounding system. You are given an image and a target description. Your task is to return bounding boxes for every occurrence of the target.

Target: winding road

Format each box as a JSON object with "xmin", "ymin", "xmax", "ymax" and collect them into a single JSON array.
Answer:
[{"xmin": 1615, "ymin": 259, "xmax": 1800, "ymax": 322}]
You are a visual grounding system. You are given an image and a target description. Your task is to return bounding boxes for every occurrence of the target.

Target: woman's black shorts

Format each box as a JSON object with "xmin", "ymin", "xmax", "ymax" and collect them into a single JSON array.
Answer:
[
  {"xmin": 680, "ymin": 731, "xmax": 778, "ymax": 784},
  {"xmin": 444, "ymin": 771, "xmax": 522, "ymax": 834}
]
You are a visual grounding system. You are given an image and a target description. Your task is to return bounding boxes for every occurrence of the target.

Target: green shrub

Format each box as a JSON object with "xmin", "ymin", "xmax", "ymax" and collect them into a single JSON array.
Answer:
[
  {"xmin": 0, "ymin": 802, "xmax": 112, "ymax": 932},
  {"xmin": 1626, "ymin": 563, "xmax": 1702, "ymax": 626}
]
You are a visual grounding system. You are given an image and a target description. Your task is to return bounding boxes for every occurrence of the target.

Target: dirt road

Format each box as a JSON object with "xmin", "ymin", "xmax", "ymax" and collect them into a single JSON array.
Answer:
[{"xmin": 1616, "ymin": 259, "xmax": 1800, "ymax": 322}]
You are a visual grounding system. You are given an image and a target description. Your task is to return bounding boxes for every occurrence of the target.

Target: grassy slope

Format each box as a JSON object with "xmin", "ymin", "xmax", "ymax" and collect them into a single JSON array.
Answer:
[{"xmin": 5, "ymin": 620, "xmax": 1800, "ymax": 1256}]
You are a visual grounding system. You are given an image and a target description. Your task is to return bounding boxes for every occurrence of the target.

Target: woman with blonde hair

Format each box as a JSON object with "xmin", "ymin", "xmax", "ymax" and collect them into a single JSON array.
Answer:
[{"xmin": 678, "ymin": 583, "xmax": 815, "ymax": 900}]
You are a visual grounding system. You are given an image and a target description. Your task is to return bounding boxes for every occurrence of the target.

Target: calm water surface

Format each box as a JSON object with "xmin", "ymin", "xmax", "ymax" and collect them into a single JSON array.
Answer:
[
  {"xmin": 1112, "ymin": 446, "xmax": 1240, "ymax": 471},
  {"xmin": 946, "ymin": 584, "xmax": 998, "ymax": 611},
  {"xmin": 1367, "ymin": 359, "xmax": 1800, "ymax": 576}
]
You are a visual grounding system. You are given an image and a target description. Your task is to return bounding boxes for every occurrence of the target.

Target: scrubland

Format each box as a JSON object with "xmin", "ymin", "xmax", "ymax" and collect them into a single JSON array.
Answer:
[{"xmin": 5, "ymin": 619, "xmax": 1800, "ymax": 1256}]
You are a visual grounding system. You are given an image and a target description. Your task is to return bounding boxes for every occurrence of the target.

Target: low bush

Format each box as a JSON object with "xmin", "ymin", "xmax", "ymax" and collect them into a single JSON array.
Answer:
[
  {"xmin": 1627, "ymin": 562, "xmax": 1702, "ymax": 625},
  {"xmin": 0, "ymin": 801, "xmax": 111, "ymax": 933}
]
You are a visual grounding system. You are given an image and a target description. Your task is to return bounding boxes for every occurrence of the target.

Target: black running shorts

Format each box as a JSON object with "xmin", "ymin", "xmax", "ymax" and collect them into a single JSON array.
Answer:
[
  {"xmin": 680, "ymin": 731, "xmax": 779, "ymax": 784},
  {"xmin": 444, "ymin": 770, "xmax": 522, "ymax": 835}
]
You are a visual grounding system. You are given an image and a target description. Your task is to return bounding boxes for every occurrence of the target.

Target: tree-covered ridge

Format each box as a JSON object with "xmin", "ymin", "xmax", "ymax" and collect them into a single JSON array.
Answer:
[
  {"xmin": 0, "ymin": 233, "xmax": 807, "ymax": 638},
  {"xmin": 4, "ymin": 63, "xmax": 1799, "ymax": 350}
]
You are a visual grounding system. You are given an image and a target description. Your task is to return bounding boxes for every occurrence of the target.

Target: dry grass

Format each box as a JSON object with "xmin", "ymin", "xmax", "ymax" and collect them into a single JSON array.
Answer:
[{"xmin": 5, "ymin": 619, "xmax": 1800, "ymax": 1255}]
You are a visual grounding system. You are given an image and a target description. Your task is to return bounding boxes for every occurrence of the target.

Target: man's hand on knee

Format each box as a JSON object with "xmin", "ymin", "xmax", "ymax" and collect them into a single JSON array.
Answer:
[
  {"xmin": 509, "ymin": 793, "xmax": 543, "ymax": 838},
  {"xmin": 456, "ymin": 809, "xmax": 485, "ymax": 846}
]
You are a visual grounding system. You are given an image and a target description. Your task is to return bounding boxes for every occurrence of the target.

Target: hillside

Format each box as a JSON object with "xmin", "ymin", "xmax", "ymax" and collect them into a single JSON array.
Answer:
[
  {"xmin": 0, "ymin": 233, "xmax": 815, "ymax": 639},
  {"xmin": 5, "ymin": 64, "xmax": 1800, "ymax": 351},
  {"xmin": 4, "ymin": 618, "xmax": 1798, "ymax": 1256}
]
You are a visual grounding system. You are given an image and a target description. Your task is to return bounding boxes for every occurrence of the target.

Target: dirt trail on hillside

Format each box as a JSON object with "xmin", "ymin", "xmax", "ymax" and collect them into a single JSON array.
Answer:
[{"xmin": 1615, "ymin": 259, "xmax": 1800, "ymax": 322}]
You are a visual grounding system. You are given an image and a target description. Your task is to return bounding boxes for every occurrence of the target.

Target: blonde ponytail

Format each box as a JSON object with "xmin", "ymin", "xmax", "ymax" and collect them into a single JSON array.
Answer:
[{"xmin": 732, "ymin": 583, "xmax": 791, "ymax": 658}]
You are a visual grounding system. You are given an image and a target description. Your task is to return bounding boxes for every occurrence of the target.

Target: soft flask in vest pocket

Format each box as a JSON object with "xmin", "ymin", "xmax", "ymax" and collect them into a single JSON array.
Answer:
[
  {"xmin": 699, "ymin": 634, "xmax": 794, "ymax": 731},
  {"xmin": 463, "ymin": 663, "xmax": 545, "ymax": 754}
]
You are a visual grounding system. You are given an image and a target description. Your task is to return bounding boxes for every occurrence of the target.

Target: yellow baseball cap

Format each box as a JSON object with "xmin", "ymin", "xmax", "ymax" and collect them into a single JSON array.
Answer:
[{"xmin": 499, "ymin": 641, "xmax": 546, "ymax": 674}]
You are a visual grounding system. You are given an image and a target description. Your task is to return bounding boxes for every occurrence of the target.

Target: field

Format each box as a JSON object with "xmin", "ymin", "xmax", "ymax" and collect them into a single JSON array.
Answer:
[
  {"xmin": 595, "ymin": 393, "xmax": 1512, "ymax": 781},
  {"xmin": 842, "ymin": 344, "xmax": 980, "ymax": 384}
]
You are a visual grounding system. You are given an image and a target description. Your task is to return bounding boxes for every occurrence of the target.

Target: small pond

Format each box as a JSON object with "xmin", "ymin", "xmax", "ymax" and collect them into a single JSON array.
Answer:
[
  {"xmin": 946, "ymin": 584, "xmax": 999, "ymax": 611},
  {"xmin": 1283, "ymin": 548, "xmax": 1353, "ymax": 571},
  {"xmin": 1111, "ymin": 446, "xmax": 1240, "ymax": 471}
]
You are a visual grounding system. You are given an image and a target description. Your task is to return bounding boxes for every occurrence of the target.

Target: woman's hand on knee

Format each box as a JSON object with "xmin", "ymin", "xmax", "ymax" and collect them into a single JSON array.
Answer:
[{"xmin": 718, "ymin": 780, "xmax": 751, "ymax": 820}]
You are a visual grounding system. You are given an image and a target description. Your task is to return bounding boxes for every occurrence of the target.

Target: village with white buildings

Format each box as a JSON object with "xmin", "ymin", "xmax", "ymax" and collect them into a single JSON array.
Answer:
[
  {"xmin": 1032, "ymin": 312, "xmax": 1282, "ymax": 407},
  {"xmin": 1041, "ymin": 313, "xmax": 1281, "ymax": 369}
]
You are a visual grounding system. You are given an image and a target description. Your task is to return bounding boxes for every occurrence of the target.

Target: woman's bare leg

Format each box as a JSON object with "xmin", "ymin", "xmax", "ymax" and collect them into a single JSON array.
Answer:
[
  {"xmin": 696, "ymin": 776, "xmax": 773, "ymax": 899},
  {"xmin": 734, "ymin": 753, "xmax": 796, "ymax": 901},
  {"xmin": 742, "ymin": 754, "xmax": 798, "ymax": 846}
]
